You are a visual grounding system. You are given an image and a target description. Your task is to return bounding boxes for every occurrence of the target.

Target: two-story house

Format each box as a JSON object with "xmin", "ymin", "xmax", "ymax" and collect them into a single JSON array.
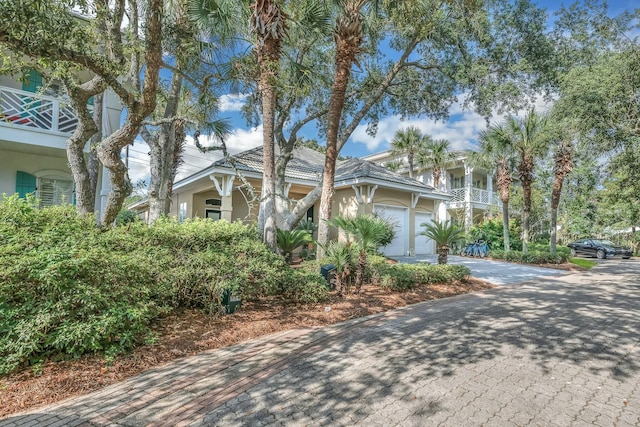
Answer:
[
  {"xmin": 0, "ymin": 68, "xmax": 123, "ymax": 215},
  {"xmin": 362, "ymin": 150, "xmax": 502, "ymax": 229}
]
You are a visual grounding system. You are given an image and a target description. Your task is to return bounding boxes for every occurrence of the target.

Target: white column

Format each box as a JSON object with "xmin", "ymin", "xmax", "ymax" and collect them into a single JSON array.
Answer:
[
  {"xmin": 487, "ymin": 173, "xmax": 493, "ymax": 205},
  {"xmin": 464, "ymin": 163, "xmax": 473, "ymax": 229}
]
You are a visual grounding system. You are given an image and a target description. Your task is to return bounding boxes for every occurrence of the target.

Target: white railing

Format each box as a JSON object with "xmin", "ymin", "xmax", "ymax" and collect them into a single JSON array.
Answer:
[
  {"xmin": 446, "ymin": 187, "xmax": 502, "ymax": 207},
  {"xmin": 0, "ymin": 86, "xmax": 86, "ymax": 135}
]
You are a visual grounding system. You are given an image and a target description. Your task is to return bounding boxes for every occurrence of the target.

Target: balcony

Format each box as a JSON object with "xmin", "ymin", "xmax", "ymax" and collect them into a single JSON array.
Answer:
[
  {"xmin": 0, "ymin": 86, "xmax": 84, "ymax": 136},
  {"xmin": 446, "ymin": 187, "xmax": 502, "ymax": 209}
]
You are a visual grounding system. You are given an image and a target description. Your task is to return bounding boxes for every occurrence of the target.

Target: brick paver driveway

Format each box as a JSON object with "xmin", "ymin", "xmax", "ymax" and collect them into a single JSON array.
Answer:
[{"xmin": 3, "ymin": 260, "xmax": 640, "ymax": 426}]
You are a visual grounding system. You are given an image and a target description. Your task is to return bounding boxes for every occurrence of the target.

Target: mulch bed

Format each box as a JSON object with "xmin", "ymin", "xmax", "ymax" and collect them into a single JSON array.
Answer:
[{"xmin": 0, "ymin": 278, "xmax": 495, "ymax": 418}]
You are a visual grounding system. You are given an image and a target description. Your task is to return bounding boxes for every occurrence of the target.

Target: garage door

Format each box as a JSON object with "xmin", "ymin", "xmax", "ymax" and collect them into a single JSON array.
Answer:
[
  {"xmin": 373, "ymin": 204, "xmax": 408, "ymax": 257},
  {"xmin": 415, "ymin": 212, "xmax": 435, "ymax": 255}
]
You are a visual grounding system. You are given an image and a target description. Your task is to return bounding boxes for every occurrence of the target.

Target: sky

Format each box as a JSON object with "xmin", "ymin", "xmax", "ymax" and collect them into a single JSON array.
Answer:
[{"xmin": 126, "ymin": 0, "xmax": 638, "ymax": 185}]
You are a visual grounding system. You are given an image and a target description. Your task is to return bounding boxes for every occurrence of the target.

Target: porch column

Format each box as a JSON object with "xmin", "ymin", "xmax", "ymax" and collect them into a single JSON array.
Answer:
[
  {"xmin": 487, "ymin": 173, "xmax": 493, "ymax": 205},
  {"xmin": 464, "ymin": 162, "xmax": 473, "ymax": 229},
  {"xmin": 210, "ymin": 175, "xmax": 235, "ymax": 221}
]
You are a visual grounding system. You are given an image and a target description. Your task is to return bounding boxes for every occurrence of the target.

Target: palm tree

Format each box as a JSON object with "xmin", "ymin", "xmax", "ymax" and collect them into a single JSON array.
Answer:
[
  {"xmin": 276, "ymin": 229, "xmax": 313, "ymax": 263},
  {"xmin": 250, "ymin": 0, "xmax": 288, "ymax": 251},
  {"xmin": 550, "ymin": 136, "xmax": 574, "ymax": 254},
  {"xmin": 416, "ymin": 137, "xmax": 455, "ymax": 222},
  {"xmin": 390, "ymin": 126, "xmax": 424, "ymax": 178},
  {"xmin": 328, "ymin": 214, "xmax": 389, "ymax": 292},
  {"xmin": 416, "ymin": 138, "xmax": 455, "ymax": 190},
  {"xmin": 474, "ymin": 123, "xmax": 517, "ymax": 251},
  {"xmin": 503, "ymin": 109, "xmax": 549, "ymax": 254},
  {"xmin": 317, "ymin": 0, "xmax": 369, "ymax": 254},
  {"xmin": 420, "ymin": 220, "xmax": 464, "ymax": 265},
  {"xmin": 320, "ymin": 241, "xmax": 354, "ymax": 297}
]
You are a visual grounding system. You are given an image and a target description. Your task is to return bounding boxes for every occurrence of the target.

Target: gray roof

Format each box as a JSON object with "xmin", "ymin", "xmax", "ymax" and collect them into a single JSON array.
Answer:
[
  {"xmin": 335, "ymin": 157, "xmax": 435, "ymax": 191},
  {"xmin": 209, "ymin": 145, "xmax": 435, "ymax": 192},
  {"xmin": 211, "ymin": 146, "xmax": 327, "ymax": 181}
]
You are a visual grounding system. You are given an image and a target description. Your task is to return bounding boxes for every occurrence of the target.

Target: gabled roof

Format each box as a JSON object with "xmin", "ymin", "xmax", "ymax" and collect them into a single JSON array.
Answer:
[
  {"xmin": 172, "ymin": 145, "xmax": 448, "ymax": 198},
  {"xmin": 335, "ymin": 157, "xmax": 436, "ymax": 191}
]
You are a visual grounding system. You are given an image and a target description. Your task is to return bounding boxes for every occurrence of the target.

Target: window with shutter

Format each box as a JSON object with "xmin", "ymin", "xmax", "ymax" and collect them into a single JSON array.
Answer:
[
  {"xmin": 38, "ymin": 178, "xmax": 74, "ymax": 206},
  {"xmin": 16, "ymin": 171, "xmax": 37, "ymax": 198}
]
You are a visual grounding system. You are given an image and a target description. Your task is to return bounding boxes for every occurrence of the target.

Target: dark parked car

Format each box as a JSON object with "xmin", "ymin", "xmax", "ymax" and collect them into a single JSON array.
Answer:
[{"xmin": 567, "ymin": 238, "xmax": 632, "ymax": 259}]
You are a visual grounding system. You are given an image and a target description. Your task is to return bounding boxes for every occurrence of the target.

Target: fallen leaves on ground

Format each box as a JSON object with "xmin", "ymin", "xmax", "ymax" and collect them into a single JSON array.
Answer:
[{"xmin": 0, "ymin": 278, "xmax": 494, "ymax": 418}]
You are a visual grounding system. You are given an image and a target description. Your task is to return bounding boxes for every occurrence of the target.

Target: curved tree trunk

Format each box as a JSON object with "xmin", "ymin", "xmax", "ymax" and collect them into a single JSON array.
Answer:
[
  {"xmin": 64, "ymin": 76, "xmax": 105, "ymax": 215},
  {"xmin": 88, "ymin": 93, "xmax": 103, "ymax": 209}
]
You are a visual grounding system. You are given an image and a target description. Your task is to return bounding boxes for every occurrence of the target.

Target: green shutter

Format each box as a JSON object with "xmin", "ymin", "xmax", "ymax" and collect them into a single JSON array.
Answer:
[
  {"xmin": 22, "ymin": 68, "xmax": 43, "ymax": 93},
  {"xmin": 16, "ymin": 171, "xmax": 37, "ymax": 198}
]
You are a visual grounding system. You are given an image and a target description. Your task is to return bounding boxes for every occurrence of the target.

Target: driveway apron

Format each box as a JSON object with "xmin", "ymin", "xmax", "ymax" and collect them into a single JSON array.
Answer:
[
  {"xmin": 394, "ymin": 255, "xmax": 569, "ymax": 285},
  {"xmin": 2, "ymin": 260, "xmax": 640, "ymax": 426}
]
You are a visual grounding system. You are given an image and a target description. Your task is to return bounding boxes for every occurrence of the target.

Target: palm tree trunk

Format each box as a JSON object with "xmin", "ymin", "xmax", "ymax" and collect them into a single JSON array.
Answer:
[
  {"xmin": 522, "ymin": 180, "xmax": 531, "ymax": 255},
  {"xmin": 407, "ymin": 152, "xmax": 414, "ymax": 178},
  {"xmin": 355, "ymin": 250, "xmax": 366, "ymax": 292},
  {"xmin": 437, "ymin": 246, "xmax": 449, "ymax": 264},
  {"xmin": 550, "ymin": 147, "xmax": 572, "ymax": 254},
  {"xmin": 317, "ymin": 26, "xmax": 360, "ymax": 254},
  {"xmin": 501, "ymin": 199, "xmax": 510, "ymax": 251}
]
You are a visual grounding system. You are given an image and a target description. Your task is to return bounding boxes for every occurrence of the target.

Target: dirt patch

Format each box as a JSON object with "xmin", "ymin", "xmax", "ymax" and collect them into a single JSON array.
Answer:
[{"xmin": 0, "ymin": 278, "xmax": 494, "ymax": 418}]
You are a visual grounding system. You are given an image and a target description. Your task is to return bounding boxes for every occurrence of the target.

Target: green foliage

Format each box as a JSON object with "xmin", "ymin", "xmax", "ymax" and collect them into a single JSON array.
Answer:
[
  {"xmin": 420, "ymin": 220, "xmax": 465, "ymax": 249},
  {"xmin": 378, "ymin": 264, "xmax": 471, "ymax": 292},
  {"xmin": 280, "ymin": 270, "xmax": 329, "ymax": 304},
  {"xmin": 276, "ymin": 229, "xmax": 312, "ymax": 263},
  {"xmin": 115, "ymin": 209, "xmax": 140, "ymax": 226},
  {"xmin": 490, "ymin": 248, "xmax": 568, "ymax": 264},
  {"xmin": 0, "ymin": 196, "xmax": 308, "ymax": 375},
  {"xmin": 468, "ymin": 217, "xmax": 522, "ymax": 251}
]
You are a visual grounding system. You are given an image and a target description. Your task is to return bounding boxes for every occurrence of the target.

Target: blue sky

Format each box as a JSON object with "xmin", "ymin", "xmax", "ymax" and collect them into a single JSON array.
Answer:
[{"xmin": 127, "ymin": 0, "xmax": 638, "ymax": 184}]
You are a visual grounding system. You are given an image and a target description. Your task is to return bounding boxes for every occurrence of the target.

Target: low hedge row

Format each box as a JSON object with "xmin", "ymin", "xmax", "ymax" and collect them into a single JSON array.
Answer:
[
  {"xmin": 489, "ymin": 249, "xmax": 569, "ymax": 264},
  {"xmin": 0, "ymin": 196, "xmax": 328, "ymax": 375}
]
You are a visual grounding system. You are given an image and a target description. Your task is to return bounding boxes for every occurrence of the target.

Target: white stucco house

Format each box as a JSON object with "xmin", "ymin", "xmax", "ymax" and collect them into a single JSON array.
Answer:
[{"xmin": 0, "ymin": 67, "xmax": 123, "ymax": 215}]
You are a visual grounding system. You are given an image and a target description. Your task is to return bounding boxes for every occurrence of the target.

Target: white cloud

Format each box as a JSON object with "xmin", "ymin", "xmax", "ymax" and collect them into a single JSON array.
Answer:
[
  {"xmin": 351, "ymin": 95, "xmax": 553, "ymax": 154},
  {"xmin": 219, "ymin": 93, "xmax": 249, "ymax": 112},
  {"xmin": 225, "ymin": 125, "xmax": 263, "ymax": 153}
]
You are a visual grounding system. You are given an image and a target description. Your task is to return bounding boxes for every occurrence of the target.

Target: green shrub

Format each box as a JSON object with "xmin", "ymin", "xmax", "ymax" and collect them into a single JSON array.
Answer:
[
  {"xmin": 489, "ymin": 247, "xmax": 568, "ymax": 264},
  {"xmin": 281, "ymin": 270, "xmax": 329, "ymax": 303},
  {"xmin": 378, "ymin": 263, "xmax": 470, "ymax": 291},
  {"xmin": 0, "ymin": 196, "xmax": 309, "ymax": 375},
  {"xmin": 468, "ymin": 217, "xmax": 522, "ymax": 251}
]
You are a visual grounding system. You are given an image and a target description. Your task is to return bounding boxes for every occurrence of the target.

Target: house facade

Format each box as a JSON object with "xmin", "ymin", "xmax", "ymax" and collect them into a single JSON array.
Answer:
[
  {"xmin": 131, "ymin": 146, "xmax": 452, "ymax": 257},
  {"xmin": 362, "ymin": 150, "xmax": 502, "ymax": 229},
  {"xmin": 0, "ymin": 67, "xmax": 123, "ymax": 214}
]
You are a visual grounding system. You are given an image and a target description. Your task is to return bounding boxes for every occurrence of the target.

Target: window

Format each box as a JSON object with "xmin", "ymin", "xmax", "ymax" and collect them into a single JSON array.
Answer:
[
  {"xmin": 178, "ymin": 202, "xmax": 187, "ymax": 222},
  {"xmin": 205, "ymin": 209, "xmax": 221, "ymax": 221},
  {"xmin": 306, "ymin": 206, "xmax": 314, "ymax": 222},
  {"xmin": 38, "ymin": 177, "xmax": 74, "ymax": 206},
  {"xmin": 205, "ymin": 198, "xmax": 222, "ymax": 206}
]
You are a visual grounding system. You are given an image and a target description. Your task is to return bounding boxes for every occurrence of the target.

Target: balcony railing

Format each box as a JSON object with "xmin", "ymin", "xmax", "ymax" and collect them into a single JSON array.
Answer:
[
  {"xmin": 446, "ymin": 187, "xmax": 502, "ymax": 208},
  {"xmin": 0, "ymin": 86, "xmax": 85, "ymax": 135}
]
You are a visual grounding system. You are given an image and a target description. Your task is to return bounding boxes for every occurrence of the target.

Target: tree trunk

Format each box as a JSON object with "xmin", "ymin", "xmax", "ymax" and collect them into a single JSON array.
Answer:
[
  {"xmin": 519, "ymin": 155, "xmax": 533, "ymax": 255},
  {"xmin": 355, "ymin": 250, "xmax": 366, "ymax": 292},
  {"xmin": 550, "ymin": 146, "xmax": 572, "ymax": 254},
  {"xmin": 501, "ymin": 199, "xmax": 510, "ymax": 251},
  {"xmin": 257, "ymin": 41, "xmax": 279, "ymax": 250},
  {"xmin": 64, "ymin": 77, "xmax": 105, "ymax": 215},
  {"xmin": 317, "ymin": 28, "xmax": 360, "ymax": 256},
  {"xmin": 437, "ymin": 246, "xmax": 449, "ymax": 264},
  {"xmin": 99, "ymin": 0, "xmax": 163, "ymax": 225},
  {"xmin": 497, "ymin": 159, "xmax": 511, "ymax": 251},
  {"xmin": 148, "ymin": 71, "xmax": 183, "ymax": 223},
  {"xmin": 407, "ymin": 152, "xmax": 414, "ymax": 178},
  {"xmin": 88, "ymin": 93, "xmax": 103, "ymax": 210}
]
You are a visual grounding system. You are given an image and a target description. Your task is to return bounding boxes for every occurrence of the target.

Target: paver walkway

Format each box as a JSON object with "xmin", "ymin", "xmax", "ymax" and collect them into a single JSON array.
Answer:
[{"xmin": 2, "ymin": 260, "xmax": 640, "ymax": 426}]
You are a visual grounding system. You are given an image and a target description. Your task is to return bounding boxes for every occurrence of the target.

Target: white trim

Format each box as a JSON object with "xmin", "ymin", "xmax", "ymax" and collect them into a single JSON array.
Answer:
[{"xmin": 352, "ymin": 185, "xmax": 364, "ymax": 204}]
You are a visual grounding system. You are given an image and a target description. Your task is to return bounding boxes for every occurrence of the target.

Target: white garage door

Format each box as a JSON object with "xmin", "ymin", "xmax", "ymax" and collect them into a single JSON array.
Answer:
[
  {"xmin": 415, "ymin": 212, "xmax": 435, "ymax": 255},
  {"xmin": 374, "ymin": 204, "xmax": 408, "ymax": 257}
]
